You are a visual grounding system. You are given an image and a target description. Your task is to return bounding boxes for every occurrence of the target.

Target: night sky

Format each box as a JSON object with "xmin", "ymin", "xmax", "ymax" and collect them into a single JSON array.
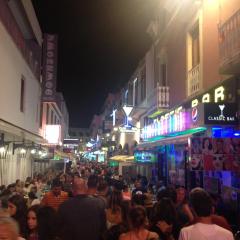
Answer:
[{"xmin": 32, "ymin": 0, "xmax": 158, "ymax": 128}]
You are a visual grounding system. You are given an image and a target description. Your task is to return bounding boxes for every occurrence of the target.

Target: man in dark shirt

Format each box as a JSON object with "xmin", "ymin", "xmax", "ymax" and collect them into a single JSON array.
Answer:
[{"xmin": 58, "ymin": 176, "xmax": 106, "ymax": 240}]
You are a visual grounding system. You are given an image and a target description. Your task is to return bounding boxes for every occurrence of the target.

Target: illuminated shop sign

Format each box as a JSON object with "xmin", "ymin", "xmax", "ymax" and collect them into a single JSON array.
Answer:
[
  {"xmin": 134, "ymin": 151, "xmax": 157, "ymax": 163},
  {"xmin": 191, "ymin": 86, "xmax": 225, "ymax": 107},
  {"xmin": 142, "ymin": 106, "xmax": 190, "ymax": 140},
  {"xmin": 42, "ymin": 34, "xmax": 58, "ymax": 102},
  {"xmin": 44, "ymin": 125, "xmax": 61, "ymax": 144},
  {"xmin": 191, "ymin": 77, "xmax": 236, "ymax": 108},
  {"xmin": 204, "ymin": 103, "xmax": 238, "ymax": 125}
]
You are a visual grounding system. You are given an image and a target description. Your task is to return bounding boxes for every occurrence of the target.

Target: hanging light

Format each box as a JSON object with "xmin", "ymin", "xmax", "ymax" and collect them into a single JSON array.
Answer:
[
  {"xmin": 20, "ymin": 148, "xmax": 26, "ymax": 154},
  {"xmin": 0, "ymin": 146, "xmax": 5, "ymax": 154},
  {"xmin": 31, "ymin": 149, "xmax": 36, "ymax": 154},
  {"xmin": 41, "ymin": 152, "xmax": 47, "ymax": 157}
]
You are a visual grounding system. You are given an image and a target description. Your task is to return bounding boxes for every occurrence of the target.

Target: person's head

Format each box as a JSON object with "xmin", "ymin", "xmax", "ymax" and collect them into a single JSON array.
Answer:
[
  {"xmin": 131, "ymin": 194, "xmax": 146, "ymax": 206},
  {"xmin": 203, "ymin": 138, "xmax": 212, "ymax": 150},
  {"xmin": 51, "ymin": 178, "xmax": 62, "ymax": 196},
  {"xmin": 213, "ymin": 154, "xmax": 224, "ymax": 170},
  {"xmin": 59, "ymin": 174, "xmax": 66, "ymax": 184},
  {"xmin": 134, "ymin": 180, "xmax": 141, "ymax": 189},
  {"xmin": 128, "ymin": 206, "xmax": 147, "ymax": 230},
  {"xmin": 30, "ymin": 186, "xmax": 37, "ymax": 194},
  {"xmin": 176, "ymin": 186, "xmax": 186, "ymax": 204},
  {"xmin": 87, "ymin": 175, "xmax": 98, "ymax": 189},
  {"xmin": 8, "ymin": 195, "xmax": 27, "ymax": 218},
  {"xmin": 73, "ymin": 176, "xmax": 87, "ymax": 195},
  {"xmin": 7, "ymin": 184, "xmax": 16, "ymax": 193},
  {"xmin": 189, "ymin": 188, "xmax": 212, "ymax": 217},
  {"xmin": 152, "ymin": 197, "xmax": 176, "ymax": 225},
  {"xmin": 28, "ymin": 191, "xmax": 37, "ymax": 201},
  {"xmin": 157, "ymin": 186, "xmax": 177, "ymax": 204},
  {"xmin": 25, "ymin": 177, "xmax": 31, "ymax": 183},
  {"xmin": 190, "ymin": 154, "xmax": 202, "ymax": 169},
  {"xmin": 97, "ymin": 181, "xmax": 108, "ymax": 196},
  {"xmin": 27, "ymin": 205, "xmax": 40, "ymax": 232},
  {"xmin": 15, "ymin": 180, "xmax": 20, "ymax": 186},
  {"xmin": 0, "ymin": 217, "xmax": 19, "ymax": 240}
]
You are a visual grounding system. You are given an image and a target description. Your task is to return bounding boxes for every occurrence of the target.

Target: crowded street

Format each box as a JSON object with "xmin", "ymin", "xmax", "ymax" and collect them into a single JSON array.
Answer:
[{"xmin": 0, "ymin": 0, "xmax": 240, "ymax": 239}]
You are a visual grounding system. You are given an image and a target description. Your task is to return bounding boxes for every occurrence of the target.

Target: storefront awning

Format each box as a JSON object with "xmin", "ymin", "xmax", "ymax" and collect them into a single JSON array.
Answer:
[
  {"xmin": 109, "ymin": 155, "xmax": 134, "ymax": 161},
  {"xmin": 54, "ymin": 150, "xmax": 73, "ymax": 160},
  {"xmin": 137, "ymin": 127, "xmax": 207, "ymax": 149}
]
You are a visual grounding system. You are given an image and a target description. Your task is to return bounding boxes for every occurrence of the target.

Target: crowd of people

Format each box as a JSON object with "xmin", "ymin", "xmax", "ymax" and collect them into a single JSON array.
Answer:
[{"xmin": 0, "ymin": 161, "xmax": 238, "ymax": 240}]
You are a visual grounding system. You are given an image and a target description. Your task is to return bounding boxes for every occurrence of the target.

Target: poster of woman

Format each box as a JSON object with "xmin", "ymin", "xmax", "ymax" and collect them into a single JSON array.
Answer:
[
  {"xmin": 213, "ymin": 138, "xmax": 224, "ymax": 154},
  {"xmin": 202, "ymin": 137, "xmax": 213, "ymax": 155},
  {"xmin": 191, "ymin": 138, "xmax": 202, "ymax": 154},
  {"xmin": 204, "ymin": 153, "xmax": 226, "ymax": 171},
  {"xmin": 190, "ymin": 154, "xmax": 203, "ymax": 170}
]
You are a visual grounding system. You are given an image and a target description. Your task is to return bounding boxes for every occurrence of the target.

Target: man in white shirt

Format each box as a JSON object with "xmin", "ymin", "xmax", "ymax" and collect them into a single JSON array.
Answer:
[{"xmin": 179, "ymin": 187, "xmax": 234, "ymax": 240}]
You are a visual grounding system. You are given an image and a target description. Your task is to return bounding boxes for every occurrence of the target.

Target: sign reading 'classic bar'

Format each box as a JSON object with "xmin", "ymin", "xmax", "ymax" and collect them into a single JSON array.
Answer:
[
  {"xmin": 204, "ymin": 103, "xmax": 238, "ymax": 125},
  {"xmin": 42, "ymin": 34, "xmax": 58, "ymax": 102}
]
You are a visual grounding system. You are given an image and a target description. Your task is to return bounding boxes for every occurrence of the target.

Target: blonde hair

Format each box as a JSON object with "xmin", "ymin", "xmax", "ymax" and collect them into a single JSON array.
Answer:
[{"xmin": 0, "ymin": 217, "xmax": 19, "ymax": 240}]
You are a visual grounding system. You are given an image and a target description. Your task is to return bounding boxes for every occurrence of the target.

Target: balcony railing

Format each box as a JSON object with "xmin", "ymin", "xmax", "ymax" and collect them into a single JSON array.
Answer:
[
  {"xmin": 219, "ymin": 9, "xmax": 240, "ymax": 74},
  {"xmin": 146, "ymin": 85, "xmax": 170, "ymax": 112},
  {"xmin": 188, "ymin": 64, "xmax": 200, "ymax": 96},
  {"xmin": 0, "ymin": 1, "xmax": 41, "ymax": 80}
]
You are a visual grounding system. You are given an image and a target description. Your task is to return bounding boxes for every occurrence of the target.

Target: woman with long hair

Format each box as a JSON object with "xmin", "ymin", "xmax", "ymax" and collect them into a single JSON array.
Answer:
[
  {"xmin": 8, "ymin": 194, "xmax": 28, "ymax": 238},
  {"xmin": 119, "ymin": 205, "xmax": 159, "ymax": 240},
  {"xmin": 106, "ymin": 189, "xmax": 123, "ymax": 229},
  {"xmin": 150, "ymin": 198, "xmax": 179, "ymax": 240},
  {"xmin": 27, "ymin": 205, "xmax": 41, "ymax": 240}
]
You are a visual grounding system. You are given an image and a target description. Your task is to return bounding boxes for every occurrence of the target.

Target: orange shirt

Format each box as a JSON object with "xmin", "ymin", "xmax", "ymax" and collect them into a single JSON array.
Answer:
[{"xmin": 41, "ymin": 191, "xmax": 68, "ymax": 211}]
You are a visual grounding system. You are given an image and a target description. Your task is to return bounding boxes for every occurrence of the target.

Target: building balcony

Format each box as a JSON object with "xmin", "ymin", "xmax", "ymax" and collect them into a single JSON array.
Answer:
[
  {"xmin": 130, "ymin": 86, "xmax": 170, "ymax": 119},
  {"xmin": 219, "ymin": 9, "xmax": 240, "ymax": 74},
  {"xmin": 188, "ymin": 64, "xmax": 200, "ymax": 96}
]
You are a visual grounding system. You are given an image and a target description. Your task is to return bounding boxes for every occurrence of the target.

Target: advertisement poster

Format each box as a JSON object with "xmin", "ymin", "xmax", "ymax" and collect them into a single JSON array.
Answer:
[{"xmin": 190, "ymin": 137, "xmax": 240, "ymax": 172}]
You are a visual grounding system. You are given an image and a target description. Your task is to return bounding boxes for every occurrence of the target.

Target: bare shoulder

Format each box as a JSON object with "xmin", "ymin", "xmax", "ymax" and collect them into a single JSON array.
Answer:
[
  {"xmin": 148, "ymin": 231, "xmax": 159, "ymax": 240},
  {"xmin": 119, "ymin": 233, "xmax": 128, "ymax": 240}
]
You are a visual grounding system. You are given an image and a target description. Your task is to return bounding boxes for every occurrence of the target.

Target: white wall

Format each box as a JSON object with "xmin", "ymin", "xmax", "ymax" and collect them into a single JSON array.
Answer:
[{"xmin": 0, "ymin": 21, "xmax": 41, "ymax": 135}]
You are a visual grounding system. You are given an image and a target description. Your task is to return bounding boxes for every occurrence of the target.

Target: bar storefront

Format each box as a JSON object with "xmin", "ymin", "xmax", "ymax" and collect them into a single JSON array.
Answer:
[{"xmin": 137, "ymin": 78, "xmax": 240, "ymax": 219}]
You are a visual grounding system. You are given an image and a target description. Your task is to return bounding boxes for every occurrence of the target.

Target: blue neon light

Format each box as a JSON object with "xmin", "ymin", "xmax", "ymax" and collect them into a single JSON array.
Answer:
[{"xmin": 212, "ymin": 127, "xmax": 240, "ymax": 138}]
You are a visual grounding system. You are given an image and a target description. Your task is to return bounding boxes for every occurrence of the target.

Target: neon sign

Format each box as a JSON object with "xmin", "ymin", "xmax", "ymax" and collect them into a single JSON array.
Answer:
[
  {"xmin": 142, "ymin": 106, "xmax": 189, "ymax": 140},
  {"xmin": 191, "ymin": 86, "xmax": 225, "ymax": 107}
]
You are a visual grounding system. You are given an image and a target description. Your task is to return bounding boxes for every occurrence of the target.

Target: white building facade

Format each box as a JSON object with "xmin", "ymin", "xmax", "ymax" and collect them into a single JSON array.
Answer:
[{"xmin": 0, "ymin": 0, "xmax": 43, "ymax": 185}]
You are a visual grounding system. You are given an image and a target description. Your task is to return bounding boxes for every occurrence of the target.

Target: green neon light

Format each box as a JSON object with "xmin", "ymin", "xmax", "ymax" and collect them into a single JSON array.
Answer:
[
  {"xmin": 146, "ymin": 127, "xmax": 207, "ymax": 142},
  {"xmin": 148, "ymin": 110, "xmax": 164, "ymax": 119}
]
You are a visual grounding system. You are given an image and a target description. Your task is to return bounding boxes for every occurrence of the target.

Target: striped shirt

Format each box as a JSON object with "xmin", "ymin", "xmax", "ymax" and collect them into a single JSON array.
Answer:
[{"xmin": 41, "ymin": 191, "xmax": 68, "ymax": 211}]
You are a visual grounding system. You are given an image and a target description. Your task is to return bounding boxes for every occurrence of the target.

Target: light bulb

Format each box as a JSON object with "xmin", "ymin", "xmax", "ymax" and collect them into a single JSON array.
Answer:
[
  {"xmin": 31, "ymin": 149, "xmax": 36, "ymax": 154},
  {"xmin": 0, "ymin": 147, "xmax": 5, "ymax": 154},
  {"xmin": 20, "ymin": 148, "xmax": 26, "ymax": 154}
]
